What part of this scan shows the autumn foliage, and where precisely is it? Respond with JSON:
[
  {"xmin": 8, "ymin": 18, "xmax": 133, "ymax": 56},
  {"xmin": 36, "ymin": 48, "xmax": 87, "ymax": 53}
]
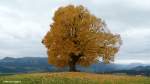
[{"xmin": 42, "ymin": 5, "xmax": 122, "ymax": 71}]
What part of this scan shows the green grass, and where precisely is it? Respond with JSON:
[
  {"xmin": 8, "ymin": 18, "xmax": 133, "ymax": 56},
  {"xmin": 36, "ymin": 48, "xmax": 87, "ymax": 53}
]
[
  {"xmin": 0, "ymin": 77, "xmax": 99, "ymax": 84},
  {"xmin": 0, "ymin": 73, "xmax": 15, "ymax": 76},
  {"xmin": 0, "ymin": 73, "xmax": 99, "ymax": 84},
  {"xmin": 0, "ymin": 72, "xmax": 150, "ymax": 84}
]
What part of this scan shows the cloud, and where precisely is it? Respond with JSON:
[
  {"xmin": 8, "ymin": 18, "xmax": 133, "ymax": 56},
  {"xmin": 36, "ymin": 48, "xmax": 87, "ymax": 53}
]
[
  {"xmin": 114, "ymin": 59, "xmax": 150, "ymax": 64},
  {"xmin": 0, "ymin": 0, "xmax": 150, "ymax": 64}
]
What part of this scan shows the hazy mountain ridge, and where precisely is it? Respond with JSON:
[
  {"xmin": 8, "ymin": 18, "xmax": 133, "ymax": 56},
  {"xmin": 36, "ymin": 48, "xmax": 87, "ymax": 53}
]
[{"xmin": 0, "ymin": 57, "xmax": 150, "ymax": 76}]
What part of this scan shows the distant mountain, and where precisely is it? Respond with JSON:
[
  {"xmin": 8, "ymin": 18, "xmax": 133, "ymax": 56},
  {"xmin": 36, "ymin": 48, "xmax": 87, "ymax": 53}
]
[
  {"xmin": 0, "ymin": 57, "xmax": 150, "ymax": 76},
  {"xmin": 0, "ymin": 57, "xmax": 56, "ymax": 73},
  {"xmin": 110, "ymin": 66, "xmax": 150, "ymax": 76}
]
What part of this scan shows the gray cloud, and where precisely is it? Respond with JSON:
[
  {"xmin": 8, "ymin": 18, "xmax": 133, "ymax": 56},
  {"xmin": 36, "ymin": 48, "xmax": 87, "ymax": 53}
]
[{"xmin": 0, "ymin": 0, "xmax": 150, "ymax": 64}]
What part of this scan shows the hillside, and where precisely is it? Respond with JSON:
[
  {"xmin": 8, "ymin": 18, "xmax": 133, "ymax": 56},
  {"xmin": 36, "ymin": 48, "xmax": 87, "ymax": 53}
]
[
  {"xmin": 0, "ymin": 72, "xmax": 150, "ymax": 84},
  {"xmin": 0, "ymin": 57, "xmax": 150, "ymax": 76}
]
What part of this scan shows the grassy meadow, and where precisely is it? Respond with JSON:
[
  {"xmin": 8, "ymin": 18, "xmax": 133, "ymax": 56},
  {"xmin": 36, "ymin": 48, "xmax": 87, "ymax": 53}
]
[{"xmin": 0, "ymin": 72, "xmax": 150, "ymax": 84}]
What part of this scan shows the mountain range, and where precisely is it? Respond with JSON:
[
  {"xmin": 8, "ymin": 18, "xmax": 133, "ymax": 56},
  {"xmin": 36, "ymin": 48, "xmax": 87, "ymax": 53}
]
[{"xmin": 0, "ymin": 57, "xmax": 150, "ymax": 76}]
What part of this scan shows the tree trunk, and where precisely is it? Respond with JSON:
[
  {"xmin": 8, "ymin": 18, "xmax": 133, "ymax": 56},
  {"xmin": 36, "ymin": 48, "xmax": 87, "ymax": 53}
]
[
  {"xmin": 69, "ymin": 60, "xmax": 77, "ymax": 71},
  {"xmin": 69, "ymin": 53, "xmax": 82, "ymax": 72}
]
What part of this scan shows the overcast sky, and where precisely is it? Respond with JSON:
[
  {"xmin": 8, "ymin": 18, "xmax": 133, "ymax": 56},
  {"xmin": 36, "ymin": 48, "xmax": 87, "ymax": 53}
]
[{"xmin": 0, "ymin": 0, "xmax": 150, "ymax": 64}]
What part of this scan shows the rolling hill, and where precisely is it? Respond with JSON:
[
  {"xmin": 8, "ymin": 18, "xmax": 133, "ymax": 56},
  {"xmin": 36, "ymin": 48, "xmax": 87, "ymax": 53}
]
[
  {"xmin": 0, "ymin": 57, "xmax": 150, "ymax": 76},
  {"xmin": 0, "ymin": 72, "xmax": 150, "ymax": 84}
]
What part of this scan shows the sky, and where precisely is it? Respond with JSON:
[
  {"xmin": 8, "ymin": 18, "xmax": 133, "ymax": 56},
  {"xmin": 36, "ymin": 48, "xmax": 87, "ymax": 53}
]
[{"xmin": 0, "ymin": 0, "xmax": 150, "ymax": 64}]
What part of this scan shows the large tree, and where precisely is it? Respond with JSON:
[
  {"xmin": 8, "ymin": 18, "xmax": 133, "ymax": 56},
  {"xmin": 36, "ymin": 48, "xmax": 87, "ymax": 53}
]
[{"xmin": 42, "ymin": 5, "xmax": 122, "ymax": 71}]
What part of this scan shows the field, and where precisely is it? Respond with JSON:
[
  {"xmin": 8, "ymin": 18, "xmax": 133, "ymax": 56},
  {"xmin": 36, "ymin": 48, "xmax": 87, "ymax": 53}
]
[{"xmin": 0, "ymin": 72, "xmax": 150, "ymax": 84}]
